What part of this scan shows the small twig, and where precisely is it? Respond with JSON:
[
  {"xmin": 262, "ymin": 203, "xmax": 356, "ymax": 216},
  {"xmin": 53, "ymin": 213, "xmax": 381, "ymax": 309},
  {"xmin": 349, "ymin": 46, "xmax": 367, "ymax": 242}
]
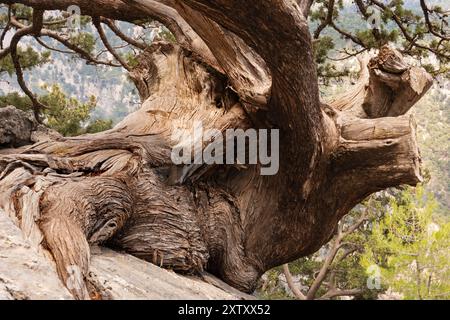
[
  {"xmin": 420, "ymin": 0, "xmax": 450, "ymax": 41},
  {"xmin": 327, "ymin": 48, "xmax": 368, "ymax": 61},
  {"xmin": 282, "ymin": 264, "xmax": 307, "ymax": 300},
  {"xmin": 10, "ymin": 16, "xmax": 121, "ymax": 67},
  {"xmin": 319, "ymin": 288, "xmax": 363, "ymax": 300},
  {"xmin": 93, "ymin": 17, "xmax": 131, "ymax": 71},
  {"xmin": 101, "ymin": 17, "xmax": 147, "ymax": 50},
  {"xmin": 313, "ymin": 0, "xmax": 335, "ymax": 39},
  {"xmin": 35, "ymin": 37, "xmax": 73, "ymax": 54}
]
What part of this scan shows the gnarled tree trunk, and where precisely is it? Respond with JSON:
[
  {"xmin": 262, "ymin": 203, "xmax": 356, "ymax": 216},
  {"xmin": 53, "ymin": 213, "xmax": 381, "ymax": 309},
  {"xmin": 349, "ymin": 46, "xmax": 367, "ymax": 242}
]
[{"xmin": 0, "ymin": 0, "xmax": 432, "ymax": 299}]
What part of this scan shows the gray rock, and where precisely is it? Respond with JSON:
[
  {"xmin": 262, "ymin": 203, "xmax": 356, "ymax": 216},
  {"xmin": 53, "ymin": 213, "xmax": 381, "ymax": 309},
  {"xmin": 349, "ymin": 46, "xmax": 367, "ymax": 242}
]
[
  {"xmin": 0, "ymin": 210, "xmax": 74, "ymax": 300},
  {"xmin": 89, "ymin": 247, "xmax": 237, "ymax": 300},
  {"xmin": 0, "ymin": 106, "xmax": 62, "ymax": 150},
  {"xmin": 0, "ymin": 106, "xmax": 35, "ymax": 148}
]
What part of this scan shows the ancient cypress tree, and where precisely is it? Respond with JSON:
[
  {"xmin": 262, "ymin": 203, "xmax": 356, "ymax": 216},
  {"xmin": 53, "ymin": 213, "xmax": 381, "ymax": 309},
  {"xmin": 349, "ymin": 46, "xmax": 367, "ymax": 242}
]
[{"xmin": 0, "ymin": 0, "xmax": 447, "ymax": 299}]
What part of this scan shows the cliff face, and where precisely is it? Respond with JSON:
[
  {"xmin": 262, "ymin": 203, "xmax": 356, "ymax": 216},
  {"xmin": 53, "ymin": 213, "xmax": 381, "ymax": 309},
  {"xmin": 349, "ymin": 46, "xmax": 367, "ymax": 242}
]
[{"xmin": 0, "ymin": 209, "xmax": 244, "ymax": 300}]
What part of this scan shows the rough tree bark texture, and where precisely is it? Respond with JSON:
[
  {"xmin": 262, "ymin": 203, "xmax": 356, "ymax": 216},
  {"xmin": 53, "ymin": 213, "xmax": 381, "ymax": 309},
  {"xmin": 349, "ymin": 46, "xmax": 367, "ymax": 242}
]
[{"xmin": 0, "ymin": 1, "xmax": 432, "ymax": 299}]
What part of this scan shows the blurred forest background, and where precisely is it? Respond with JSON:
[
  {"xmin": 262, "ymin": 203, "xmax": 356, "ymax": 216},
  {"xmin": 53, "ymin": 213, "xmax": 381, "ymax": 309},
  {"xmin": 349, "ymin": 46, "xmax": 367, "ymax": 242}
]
[{"xmin": 0, "ymin": 0, "xmax": 448, "ymax": 299}]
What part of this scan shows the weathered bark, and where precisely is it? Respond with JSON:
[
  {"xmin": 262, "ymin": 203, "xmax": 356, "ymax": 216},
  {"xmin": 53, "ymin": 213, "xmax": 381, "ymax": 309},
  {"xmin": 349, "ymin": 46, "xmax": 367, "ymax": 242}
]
[{"xmin": 0, "ymin": 0, "xmax": 433, "ymax": 299}]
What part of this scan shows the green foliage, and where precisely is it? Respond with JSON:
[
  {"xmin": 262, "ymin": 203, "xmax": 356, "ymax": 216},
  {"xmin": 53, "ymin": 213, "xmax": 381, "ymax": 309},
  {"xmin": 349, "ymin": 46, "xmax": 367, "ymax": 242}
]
[
  {"xmin": 0, "ymin": 4, "xmax": 114, "ymax": 135},
  {"xmin": 0, "ymin": 1, "xmax": 446, "ymax": 301},
  {"xmin": 6, "ymin": 4, "xmax": 32, "ymax": 22},
  {"xmin": 314, "ymin": 36, "xmax": 335, "ymax": 65},
  {"xmin": 0, "ymin": 91, "xmax": 31, "ymax": 110},
  {"xmin": 0, "ymin": 47, "xmax": 50, "ymax": 75},
  {"xmin": 125, "ymin": 52, "xmax": 139, "ymax": 69},
  {"xmin": 361, "ymin": 186, "xmax": 450, "ymax": 300},
  {"xmin": 85, "ymin": 119, "xmax": 113, "ymax": 134},
  {"xmin": 413, "ymin": 88, "xmax": 450, "ymax": 213},
  {"xmin": 258, "ymin": 187, "xmax": 449, "ymax": 300},
  {"xmin": 159, "ymin": 27, "xmax": 176, "ymax": 43},
  {"xmin": 69, "ymin": 32, "xmax": 96, "ymax": 54},
  {"xmin": 0, "ymin": 85, "xmax": 113, "ymax": 136},
  {"xmin": 309, "ymin": 0, "xmax": 449, "ymax": 80},
  {"xmin": 38, "ymin": 84, "xmax": 95, "ymax": 136},
  {"xmin": 257, "ymin": 197, "xmax": 387, "ymax": 300},
  {"xmin": 313, "ymin": 36, "xmax": 352, "ymax": 83}
]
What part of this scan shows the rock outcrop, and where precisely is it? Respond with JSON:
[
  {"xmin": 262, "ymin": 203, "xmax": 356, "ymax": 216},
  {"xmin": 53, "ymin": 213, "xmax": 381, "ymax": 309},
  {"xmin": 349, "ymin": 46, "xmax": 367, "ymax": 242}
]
[{"xmin": 0, "ymin": 106, "xmax": 61, "ymax": 151}]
